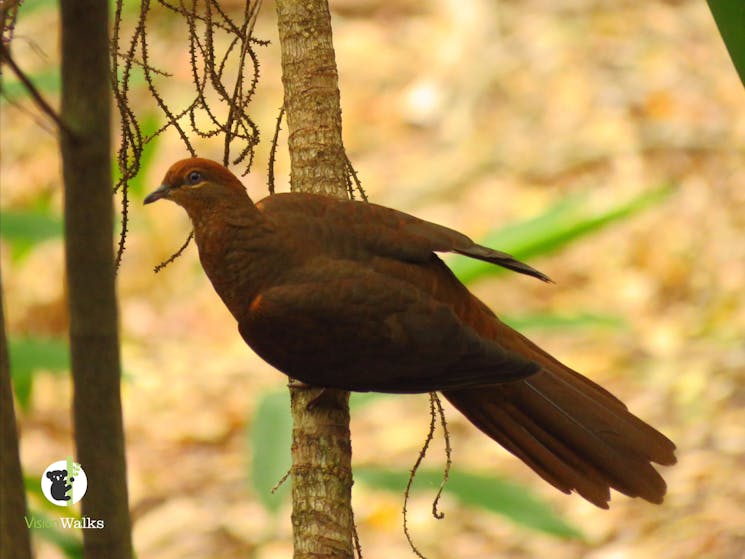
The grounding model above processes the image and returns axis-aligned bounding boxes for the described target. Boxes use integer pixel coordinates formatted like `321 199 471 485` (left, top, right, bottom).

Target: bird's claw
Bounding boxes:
287 379 345 411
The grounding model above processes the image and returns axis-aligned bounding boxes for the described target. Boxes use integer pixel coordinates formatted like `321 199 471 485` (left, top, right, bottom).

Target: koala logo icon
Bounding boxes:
41 459 87 506
47 469 73 502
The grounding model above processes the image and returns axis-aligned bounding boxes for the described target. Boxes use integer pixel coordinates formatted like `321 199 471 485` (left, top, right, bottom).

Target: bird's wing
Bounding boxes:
237 257 539 393
256 193 552 282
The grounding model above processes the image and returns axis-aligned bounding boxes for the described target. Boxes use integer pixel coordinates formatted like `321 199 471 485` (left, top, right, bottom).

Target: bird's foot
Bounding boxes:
287 379 346 411
287 378 313 389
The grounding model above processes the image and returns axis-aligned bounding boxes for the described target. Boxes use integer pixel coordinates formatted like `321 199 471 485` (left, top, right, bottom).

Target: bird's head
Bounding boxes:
144 158 249 216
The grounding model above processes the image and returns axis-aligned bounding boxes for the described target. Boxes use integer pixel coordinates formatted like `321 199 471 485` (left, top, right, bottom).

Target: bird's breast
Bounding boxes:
193 223 290 321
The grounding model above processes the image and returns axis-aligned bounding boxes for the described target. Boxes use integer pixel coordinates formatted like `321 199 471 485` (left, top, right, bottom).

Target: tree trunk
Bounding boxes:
59 1 132 557
276 0 349 197
274 1 355 558
0 281 33 559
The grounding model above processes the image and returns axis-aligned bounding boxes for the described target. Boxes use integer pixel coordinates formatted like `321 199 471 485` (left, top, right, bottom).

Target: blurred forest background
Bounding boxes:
2 0 745 558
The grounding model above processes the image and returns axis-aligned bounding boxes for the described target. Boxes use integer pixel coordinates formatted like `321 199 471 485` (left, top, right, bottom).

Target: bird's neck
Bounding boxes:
189 196 280 321
182 192 258 233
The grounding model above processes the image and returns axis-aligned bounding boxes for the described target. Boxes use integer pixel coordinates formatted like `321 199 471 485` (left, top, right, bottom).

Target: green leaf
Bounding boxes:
25 509 83 559
350 391 389 409
9 337 69 410
449 186 673 285
1 69 61 99
9 337 69 373
0 210 64 242
502 312 625 331
247 392 581 536
249 390 292 513
25 475 83 558
707 1 745 88
0 209 64 260
7 0 57 16
355 467 583 539
11 365 34 411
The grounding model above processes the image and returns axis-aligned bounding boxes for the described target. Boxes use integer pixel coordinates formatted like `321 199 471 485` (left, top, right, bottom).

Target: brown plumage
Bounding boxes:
145 157 676 508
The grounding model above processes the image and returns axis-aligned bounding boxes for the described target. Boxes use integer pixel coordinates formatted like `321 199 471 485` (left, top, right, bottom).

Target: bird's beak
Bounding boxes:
144 184 171 205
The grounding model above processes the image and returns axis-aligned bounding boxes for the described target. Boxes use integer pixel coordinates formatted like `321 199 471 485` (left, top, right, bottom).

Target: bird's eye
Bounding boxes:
186 170 203 185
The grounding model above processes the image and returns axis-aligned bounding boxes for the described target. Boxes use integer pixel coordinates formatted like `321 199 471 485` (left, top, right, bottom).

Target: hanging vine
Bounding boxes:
111 0 266 270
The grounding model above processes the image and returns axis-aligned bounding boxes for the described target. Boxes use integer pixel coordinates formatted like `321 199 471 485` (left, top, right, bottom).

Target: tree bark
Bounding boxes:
0 281 33 559
276 0 349 197
275 1 355 558
60 1 132 557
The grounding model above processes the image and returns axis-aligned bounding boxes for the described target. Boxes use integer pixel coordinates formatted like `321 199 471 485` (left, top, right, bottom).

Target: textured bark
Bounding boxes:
275 1 355 557
289 388 354 559
0 282 32 559
60 1 132 557
276 0 349 196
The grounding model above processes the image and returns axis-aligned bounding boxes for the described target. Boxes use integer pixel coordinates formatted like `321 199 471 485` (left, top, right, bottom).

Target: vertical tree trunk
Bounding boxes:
59 1 132 558
276 0 349 196
0 282 33 559
274 1 355 558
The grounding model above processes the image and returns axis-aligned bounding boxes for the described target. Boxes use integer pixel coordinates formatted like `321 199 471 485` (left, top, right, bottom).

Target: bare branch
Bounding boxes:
0 43 72 136
112 0 264 268
154 232 194 274
267 105 285 192
402 393 452 558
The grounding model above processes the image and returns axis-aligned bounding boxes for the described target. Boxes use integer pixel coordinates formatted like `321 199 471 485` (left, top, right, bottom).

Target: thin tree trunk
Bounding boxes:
275 1 355 557
0 281 33 559
276 0 349 197
59 1 132 557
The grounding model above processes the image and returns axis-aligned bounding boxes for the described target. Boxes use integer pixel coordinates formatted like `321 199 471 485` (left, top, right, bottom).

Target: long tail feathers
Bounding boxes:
453 244 554 283
444 363 676 508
